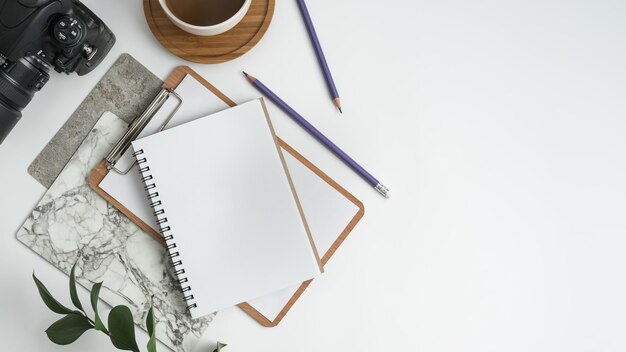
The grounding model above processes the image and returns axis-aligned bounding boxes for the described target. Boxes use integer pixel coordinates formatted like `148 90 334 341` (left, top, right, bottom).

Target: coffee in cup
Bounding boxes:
164 0 245 26
159 0 251 36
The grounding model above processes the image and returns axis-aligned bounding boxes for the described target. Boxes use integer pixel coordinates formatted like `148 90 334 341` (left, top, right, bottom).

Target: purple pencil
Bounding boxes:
296 0 342 114
244 72 389 198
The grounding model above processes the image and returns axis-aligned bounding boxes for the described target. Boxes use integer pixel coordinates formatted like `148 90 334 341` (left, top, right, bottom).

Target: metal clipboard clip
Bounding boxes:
104 88 183 175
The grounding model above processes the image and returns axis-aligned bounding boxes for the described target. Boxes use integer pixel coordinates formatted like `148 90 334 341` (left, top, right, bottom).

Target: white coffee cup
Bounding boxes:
158 0 252 36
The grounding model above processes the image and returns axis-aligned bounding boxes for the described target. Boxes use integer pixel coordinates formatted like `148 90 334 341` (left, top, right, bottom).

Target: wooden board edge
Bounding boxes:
164 66 237 107
237 278 314 327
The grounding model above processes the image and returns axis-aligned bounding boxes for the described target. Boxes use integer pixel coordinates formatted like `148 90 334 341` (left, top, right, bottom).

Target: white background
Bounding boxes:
1 0 626 351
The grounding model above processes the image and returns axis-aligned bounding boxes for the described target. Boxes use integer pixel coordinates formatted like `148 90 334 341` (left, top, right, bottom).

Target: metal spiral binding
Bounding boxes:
133 149 197 311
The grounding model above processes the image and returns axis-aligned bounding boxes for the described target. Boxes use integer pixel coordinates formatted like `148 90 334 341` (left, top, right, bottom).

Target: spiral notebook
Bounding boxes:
89 67 364 326
129 99 323 319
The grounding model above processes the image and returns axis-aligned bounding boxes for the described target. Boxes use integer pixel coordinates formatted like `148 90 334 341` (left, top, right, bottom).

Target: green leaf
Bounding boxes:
146 300 157 352
33 272 77 315
213 341 227 352
146 300 155 337
45 314 93 345
69 264 85 313
90 282 109 334
147 336 157 352
108 305 140 352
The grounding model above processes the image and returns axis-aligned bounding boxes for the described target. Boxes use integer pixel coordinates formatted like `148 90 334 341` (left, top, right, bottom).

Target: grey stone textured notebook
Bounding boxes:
28 53 163 188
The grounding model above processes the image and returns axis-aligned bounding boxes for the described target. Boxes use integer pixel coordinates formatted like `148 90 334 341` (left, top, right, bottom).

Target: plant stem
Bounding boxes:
85 315 96 326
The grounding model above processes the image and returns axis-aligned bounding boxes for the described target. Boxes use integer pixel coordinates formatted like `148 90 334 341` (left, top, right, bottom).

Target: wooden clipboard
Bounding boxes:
88 66 365 327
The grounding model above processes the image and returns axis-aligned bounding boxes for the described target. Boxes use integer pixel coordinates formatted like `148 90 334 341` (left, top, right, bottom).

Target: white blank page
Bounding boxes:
246 150 361 321
131 99 323 319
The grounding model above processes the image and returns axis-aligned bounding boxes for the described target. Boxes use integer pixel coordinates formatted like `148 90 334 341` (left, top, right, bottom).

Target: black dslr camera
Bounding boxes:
0 0 115 144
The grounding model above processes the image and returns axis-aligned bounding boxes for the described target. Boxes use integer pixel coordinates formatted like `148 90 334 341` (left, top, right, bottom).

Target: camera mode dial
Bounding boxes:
52 16 84 47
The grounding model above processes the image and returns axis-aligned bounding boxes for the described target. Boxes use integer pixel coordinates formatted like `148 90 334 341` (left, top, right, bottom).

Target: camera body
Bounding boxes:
0 0 115 144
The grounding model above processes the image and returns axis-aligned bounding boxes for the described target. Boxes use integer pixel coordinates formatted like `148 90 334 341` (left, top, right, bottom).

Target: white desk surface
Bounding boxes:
1 0 626 351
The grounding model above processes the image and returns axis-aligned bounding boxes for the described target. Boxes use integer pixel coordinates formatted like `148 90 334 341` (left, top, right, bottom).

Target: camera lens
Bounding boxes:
0 56 49 144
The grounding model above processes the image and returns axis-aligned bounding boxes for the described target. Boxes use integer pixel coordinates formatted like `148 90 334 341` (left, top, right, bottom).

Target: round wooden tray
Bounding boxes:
144 0 275 64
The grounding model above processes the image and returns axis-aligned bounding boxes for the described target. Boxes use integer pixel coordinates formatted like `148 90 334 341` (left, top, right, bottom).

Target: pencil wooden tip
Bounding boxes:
242 71 256 82
333 98 342 112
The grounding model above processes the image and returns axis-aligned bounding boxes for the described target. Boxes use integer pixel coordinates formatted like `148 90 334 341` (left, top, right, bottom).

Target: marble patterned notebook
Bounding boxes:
16 112 213 352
